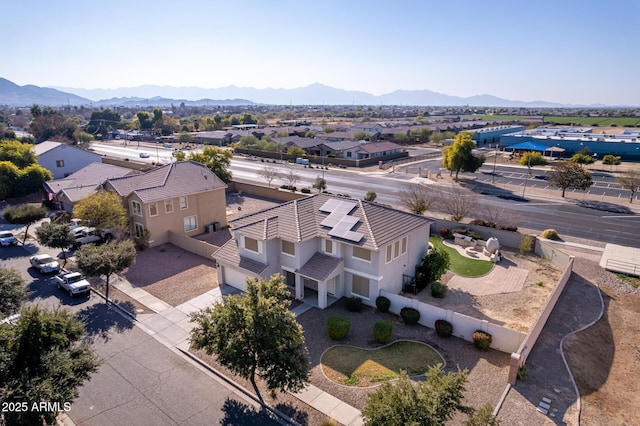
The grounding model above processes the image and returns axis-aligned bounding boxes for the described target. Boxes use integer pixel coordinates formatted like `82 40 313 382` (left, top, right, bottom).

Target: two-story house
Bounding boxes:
214 194 431 309
105 161 227 247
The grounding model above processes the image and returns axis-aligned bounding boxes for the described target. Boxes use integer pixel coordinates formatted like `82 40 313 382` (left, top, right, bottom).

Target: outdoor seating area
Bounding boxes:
444 237 498 263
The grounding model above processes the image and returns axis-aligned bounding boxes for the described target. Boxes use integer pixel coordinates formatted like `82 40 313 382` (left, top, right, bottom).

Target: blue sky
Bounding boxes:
3 0 638 105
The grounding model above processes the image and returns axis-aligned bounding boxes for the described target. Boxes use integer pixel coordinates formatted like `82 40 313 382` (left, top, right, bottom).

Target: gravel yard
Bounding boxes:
123 244 218 307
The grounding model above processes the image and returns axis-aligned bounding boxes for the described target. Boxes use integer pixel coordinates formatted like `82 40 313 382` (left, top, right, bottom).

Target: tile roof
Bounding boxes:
323 140 361 151
107 161 227 203
297 252 344 282
357 141 403 154
229 194 431 251
213 239 268 275
44 163 135 202
33 141 62 155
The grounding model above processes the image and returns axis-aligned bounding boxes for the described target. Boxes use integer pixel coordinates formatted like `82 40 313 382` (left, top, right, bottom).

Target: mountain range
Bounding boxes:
0 77 599 108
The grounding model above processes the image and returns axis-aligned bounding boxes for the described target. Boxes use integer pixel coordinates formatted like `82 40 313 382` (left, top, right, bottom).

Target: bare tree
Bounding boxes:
281 168 300 189
257 166 281 188
617 169 640 203
439 186 477 222
399 184 439 215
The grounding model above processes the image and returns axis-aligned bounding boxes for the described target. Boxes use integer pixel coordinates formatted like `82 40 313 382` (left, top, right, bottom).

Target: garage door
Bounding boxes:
221 266 249 292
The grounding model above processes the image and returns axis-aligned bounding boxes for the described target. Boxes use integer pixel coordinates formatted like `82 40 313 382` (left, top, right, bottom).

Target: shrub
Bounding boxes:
500 224 518 232
473 330 492 351
346 296 363 312
375 296 390 313
540 229 560 240
301 188 311 194
517 365 529 381
468 231 484 240
520 234 535 254
439 227 452 239
326 315 351 340
431 282 448 298
373 321 393 344
400 307 420 325
435 319 453 338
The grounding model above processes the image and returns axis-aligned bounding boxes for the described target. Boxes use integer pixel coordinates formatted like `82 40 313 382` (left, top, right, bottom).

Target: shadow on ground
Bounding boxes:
76 302 135 343
220 398 280 426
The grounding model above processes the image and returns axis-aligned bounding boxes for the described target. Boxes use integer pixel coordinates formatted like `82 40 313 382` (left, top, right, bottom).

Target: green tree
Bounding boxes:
362 366 471 425
136 111 153 130
287 146 306 158
441 132 486 180
16 164 52 196
0 140 37 168
0 267 26 317
364 191 377 202
76 240 136 304
547 160 593 197
571 152 595 166
312 176 327 193
463 403 501 426
519 151 547 166
177 131 193 146
0 160 20 199
190 274 310 404
0 306 101 426
617 169 640 203
353 131 370 141
323 126 336 133
2 204 47 244
236 135 259 149
601 154 621 171
36 222 75 266
29 105 78 142
173 150 186 161
187 146 233 182
417 246 450 286
73 191 128 232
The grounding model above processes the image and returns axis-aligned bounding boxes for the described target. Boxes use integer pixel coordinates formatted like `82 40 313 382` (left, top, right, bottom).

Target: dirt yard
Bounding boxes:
406 249 563 332
124 244 218 306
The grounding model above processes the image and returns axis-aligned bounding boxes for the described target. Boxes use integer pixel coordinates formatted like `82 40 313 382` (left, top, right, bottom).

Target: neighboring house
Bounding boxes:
191 131 241 146
44 163 136 212
105 161 227 247
351 122 384 134
33 141 102 179
214 194 431 309
341 141 403 160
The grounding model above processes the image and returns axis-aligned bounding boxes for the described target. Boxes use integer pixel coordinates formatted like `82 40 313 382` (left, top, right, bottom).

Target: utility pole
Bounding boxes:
522 155 532 198
491 145 499 184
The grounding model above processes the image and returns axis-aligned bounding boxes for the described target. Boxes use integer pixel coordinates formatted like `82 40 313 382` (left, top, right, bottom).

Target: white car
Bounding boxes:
139 152 150 158
0 231 18 246
29 254 61 274
53 272 91 296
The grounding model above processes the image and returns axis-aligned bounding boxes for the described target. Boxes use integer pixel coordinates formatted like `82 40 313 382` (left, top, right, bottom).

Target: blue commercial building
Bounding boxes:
500 126 640 159
471 125 525 146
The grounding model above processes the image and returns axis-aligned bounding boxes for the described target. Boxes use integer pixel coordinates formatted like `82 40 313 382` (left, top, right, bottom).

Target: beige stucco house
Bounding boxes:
214 194 432 309
105 161 227 247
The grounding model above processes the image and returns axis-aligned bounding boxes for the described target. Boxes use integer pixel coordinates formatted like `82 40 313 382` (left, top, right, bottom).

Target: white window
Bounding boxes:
131 200 142 216
352 274 370 298
324 239 333 254
134 223 145 238
184 215 197 232
149 202 158 217
282 240 295 256
56 160 64 167
244 236 259 253
386 237 408 263
352 246 371 261
179 196 188 210
165 199 174 214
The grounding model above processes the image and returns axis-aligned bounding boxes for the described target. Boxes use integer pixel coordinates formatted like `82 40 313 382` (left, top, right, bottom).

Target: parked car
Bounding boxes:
0 231 18 246
139 152 150 158
53 272 91 296
69 218 85 229
70 228 102 250
29 254 61 274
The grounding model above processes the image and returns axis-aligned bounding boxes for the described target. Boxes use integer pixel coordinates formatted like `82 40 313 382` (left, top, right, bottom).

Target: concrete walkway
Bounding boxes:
109 276 363 426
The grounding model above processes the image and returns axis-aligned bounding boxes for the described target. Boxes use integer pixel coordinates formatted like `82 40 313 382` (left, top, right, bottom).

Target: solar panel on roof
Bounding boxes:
319 198 362 242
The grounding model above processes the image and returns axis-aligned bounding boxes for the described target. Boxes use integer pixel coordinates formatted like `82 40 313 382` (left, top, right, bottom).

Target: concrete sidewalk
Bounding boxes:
111 276 363 426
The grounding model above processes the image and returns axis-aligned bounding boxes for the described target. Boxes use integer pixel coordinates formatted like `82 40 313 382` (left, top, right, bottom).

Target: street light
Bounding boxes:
522 154 532 198
491 144 499 184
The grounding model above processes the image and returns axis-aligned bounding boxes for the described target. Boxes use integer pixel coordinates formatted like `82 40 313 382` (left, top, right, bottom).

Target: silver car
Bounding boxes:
0 231 18 246
29 254 61 274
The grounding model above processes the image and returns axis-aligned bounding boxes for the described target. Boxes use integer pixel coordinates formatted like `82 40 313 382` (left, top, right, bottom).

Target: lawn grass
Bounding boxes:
430 236 494 277
321 341 443 387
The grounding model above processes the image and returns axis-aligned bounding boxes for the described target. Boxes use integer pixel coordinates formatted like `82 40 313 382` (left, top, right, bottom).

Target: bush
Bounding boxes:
540 228 560 240
301 188 311 194
431 282 448 298
373 321 393 344
346 296 363 312
435 319 453 338
520 234 535 254
400 307 420 325
326 315 351 340
375 296 390 313
473 330 492 351
439 227 452 239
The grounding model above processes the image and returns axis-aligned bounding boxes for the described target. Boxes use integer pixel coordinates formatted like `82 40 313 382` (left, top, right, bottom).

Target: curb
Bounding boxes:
89 287 138 321
176 347 300 426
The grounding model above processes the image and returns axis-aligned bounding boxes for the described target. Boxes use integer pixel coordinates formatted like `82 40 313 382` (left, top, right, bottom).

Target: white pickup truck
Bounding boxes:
53 272 91 296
